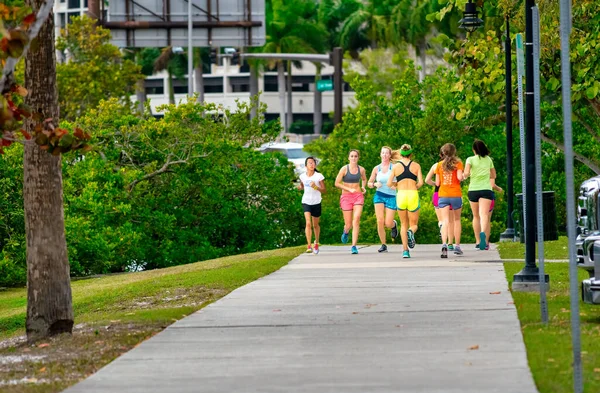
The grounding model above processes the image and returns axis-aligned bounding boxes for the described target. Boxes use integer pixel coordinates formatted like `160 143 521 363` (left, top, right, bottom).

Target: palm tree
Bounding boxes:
262 0 328 134
193 47 210 103
390 0 458 81
135 47 161 112
153 46 188 105
338 0 397 57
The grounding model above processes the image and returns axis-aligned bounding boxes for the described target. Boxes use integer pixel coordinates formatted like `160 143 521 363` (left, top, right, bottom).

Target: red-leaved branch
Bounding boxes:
0 0 91 154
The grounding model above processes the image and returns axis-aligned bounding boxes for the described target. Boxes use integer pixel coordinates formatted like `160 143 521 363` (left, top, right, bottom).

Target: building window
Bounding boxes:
204 78 224 93
145 79 164 95
68 12 80 23
56 13 66 29
230 77 250 93
173 85 188 94
264 76 278 92
68 0 81 9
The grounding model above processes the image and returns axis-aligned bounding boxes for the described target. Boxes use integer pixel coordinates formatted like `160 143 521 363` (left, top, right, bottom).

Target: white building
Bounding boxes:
52 1 355 135
146 61 355 127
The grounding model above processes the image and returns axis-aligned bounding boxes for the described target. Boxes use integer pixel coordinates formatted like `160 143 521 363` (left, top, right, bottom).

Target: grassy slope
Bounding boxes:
0 247 303 393
1 247 304 340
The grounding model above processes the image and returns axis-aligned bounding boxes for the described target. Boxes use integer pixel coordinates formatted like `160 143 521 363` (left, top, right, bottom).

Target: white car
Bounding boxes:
258 142 313 175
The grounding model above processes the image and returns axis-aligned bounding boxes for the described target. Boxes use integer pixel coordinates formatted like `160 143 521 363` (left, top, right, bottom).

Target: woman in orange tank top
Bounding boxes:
434 143 464 258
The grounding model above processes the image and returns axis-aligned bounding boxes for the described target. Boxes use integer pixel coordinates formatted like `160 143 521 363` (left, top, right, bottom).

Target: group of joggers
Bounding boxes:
298 140 503 258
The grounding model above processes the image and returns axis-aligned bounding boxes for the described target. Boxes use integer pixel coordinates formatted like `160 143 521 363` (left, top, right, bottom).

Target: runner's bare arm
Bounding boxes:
368 166 378 188
416 165 424 189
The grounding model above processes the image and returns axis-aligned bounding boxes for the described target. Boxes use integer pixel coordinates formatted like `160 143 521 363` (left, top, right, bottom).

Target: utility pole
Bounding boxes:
187 0 193 98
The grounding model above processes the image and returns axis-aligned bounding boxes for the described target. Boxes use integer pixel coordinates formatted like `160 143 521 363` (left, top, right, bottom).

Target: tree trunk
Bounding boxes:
314 65 322 135
277 61 286 136
418 41 427 82
167 69 175 104
136 79 146 114
194 65 204 103
249 63 259 120
86 0 100 20
24 0 73 342
286 62 293 134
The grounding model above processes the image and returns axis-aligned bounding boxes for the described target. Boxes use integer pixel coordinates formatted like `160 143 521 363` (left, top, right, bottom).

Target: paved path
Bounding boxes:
65 244 538 393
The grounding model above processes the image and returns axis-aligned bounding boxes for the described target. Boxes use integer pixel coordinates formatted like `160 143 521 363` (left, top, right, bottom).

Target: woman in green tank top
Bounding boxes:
463 140 503 250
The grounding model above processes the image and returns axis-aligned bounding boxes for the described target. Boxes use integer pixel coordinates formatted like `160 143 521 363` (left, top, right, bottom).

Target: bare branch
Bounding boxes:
574 114 600 144
127 156 187 192
587 97 600 118
541 132 600 175
0 0 56 93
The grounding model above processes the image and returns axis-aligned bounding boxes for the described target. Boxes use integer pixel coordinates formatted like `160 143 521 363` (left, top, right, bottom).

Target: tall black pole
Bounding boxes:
514 0 540 283
524 0 537 270
500 16 515 241
332 47 343 126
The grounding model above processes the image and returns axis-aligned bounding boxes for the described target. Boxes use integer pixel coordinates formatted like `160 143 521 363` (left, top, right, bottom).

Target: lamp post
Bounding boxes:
459 1 515 241
518 0 543 285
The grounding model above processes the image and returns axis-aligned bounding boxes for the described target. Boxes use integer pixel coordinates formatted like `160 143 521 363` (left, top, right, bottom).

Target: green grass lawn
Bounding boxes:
2 239 599 393
498 236 570 260
503 251 600 392
0 247 303 393
0 247 303 341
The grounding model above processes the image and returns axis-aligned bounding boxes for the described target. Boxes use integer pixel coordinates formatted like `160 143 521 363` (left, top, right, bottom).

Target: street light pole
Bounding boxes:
500 15 515 241
513 0 548 286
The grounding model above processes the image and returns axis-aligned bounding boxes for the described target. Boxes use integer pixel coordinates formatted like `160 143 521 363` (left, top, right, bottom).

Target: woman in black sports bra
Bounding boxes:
388 144 423 258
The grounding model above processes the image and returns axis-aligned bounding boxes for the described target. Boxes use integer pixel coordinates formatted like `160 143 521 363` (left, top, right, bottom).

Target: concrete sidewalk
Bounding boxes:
65 244 538 393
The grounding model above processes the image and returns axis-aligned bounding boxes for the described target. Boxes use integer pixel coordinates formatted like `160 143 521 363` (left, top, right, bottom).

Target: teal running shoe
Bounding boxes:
341 230 349 244
407 229 416 249
479 232 486 251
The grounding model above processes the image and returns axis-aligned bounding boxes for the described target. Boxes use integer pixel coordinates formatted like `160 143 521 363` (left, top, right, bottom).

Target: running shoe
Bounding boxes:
453 245 463 255
378 244 388 253
306 247 313 253
351 246 358 254
341 230 349 244
475 244 479 250
479 232 487 251
407 229 416 249
485 244 490 251
448 244 454 251
441 245 448 259
402 250 410 259
391 220 399 239
313 243 319 255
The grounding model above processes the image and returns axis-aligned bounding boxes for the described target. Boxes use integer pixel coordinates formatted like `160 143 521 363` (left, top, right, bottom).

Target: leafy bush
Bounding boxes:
0 97 307 286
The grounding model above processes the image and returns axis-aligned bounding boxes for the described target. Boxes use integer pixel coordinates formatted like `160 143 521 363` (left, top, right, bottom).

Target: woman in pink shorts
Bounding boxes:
335 149 367 255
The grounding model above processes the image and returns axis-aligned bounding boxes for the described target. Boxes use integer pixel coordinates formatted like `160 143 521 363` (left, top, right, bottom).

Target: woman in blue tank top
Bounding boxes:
367 146 399 253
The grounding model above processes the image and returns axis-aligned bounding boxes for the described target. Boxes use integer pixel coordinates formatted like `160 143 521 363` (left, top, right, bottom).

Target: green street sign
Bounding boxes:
316 79 333 92
516 33 525 76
